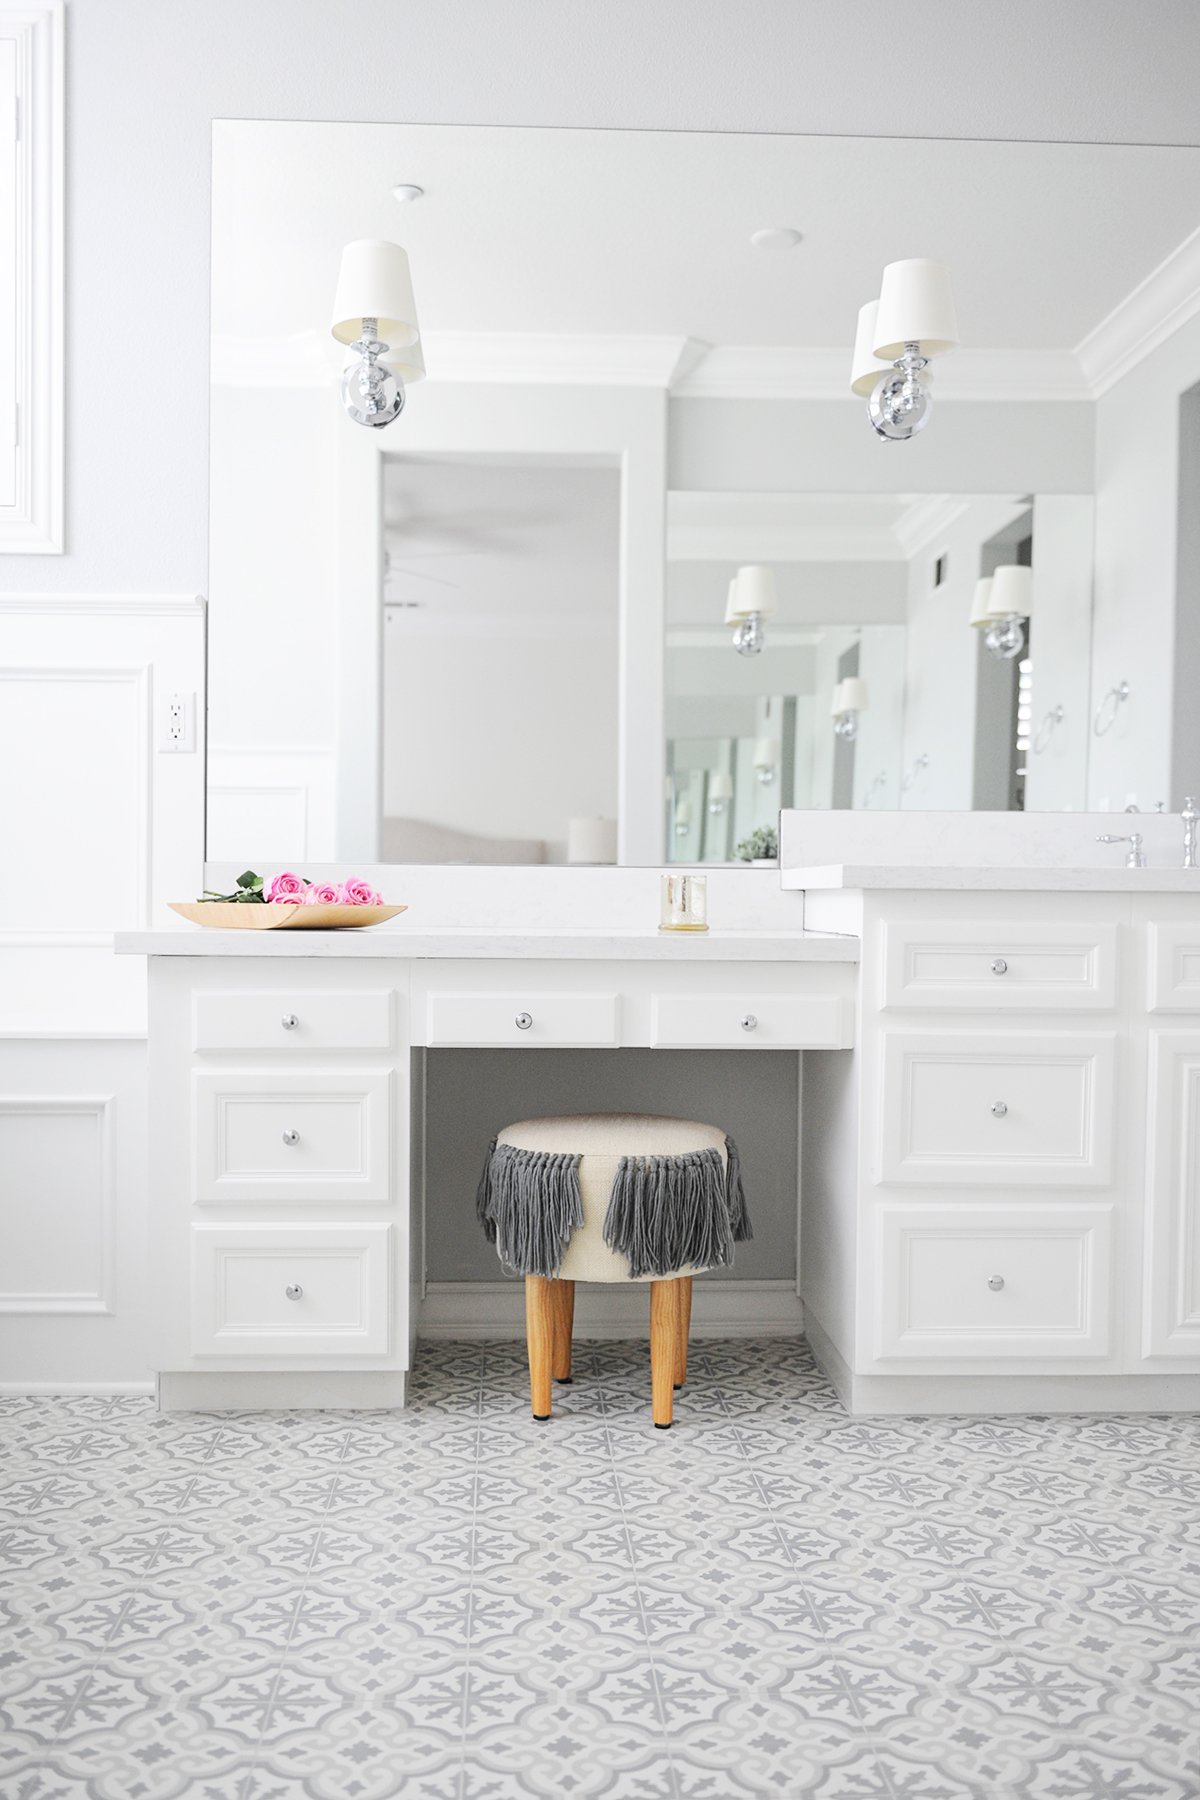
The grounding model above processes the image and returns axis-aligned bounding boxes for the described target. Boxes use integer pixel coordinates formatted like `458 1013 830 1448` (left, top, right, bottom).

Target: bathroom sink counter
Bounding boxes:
115 925 861 962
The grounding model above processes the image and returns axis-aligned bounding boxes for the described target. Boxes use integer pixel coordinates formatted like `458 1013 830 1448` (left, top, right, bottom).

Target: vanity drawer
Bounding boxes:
880 920 1117 1012
1147 922 1200 1012
424 992 619 1047
193 989 392 1052
878 1031 1114 1186
875 1203 1112 1360
191 1223 390 1356
650 992 852 1049
193 1069 391 1202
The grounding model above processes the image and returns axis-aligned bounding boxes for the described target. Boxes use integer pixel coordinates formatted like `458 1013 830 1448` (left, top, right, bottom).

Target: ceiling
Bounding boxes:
213 121 1200 366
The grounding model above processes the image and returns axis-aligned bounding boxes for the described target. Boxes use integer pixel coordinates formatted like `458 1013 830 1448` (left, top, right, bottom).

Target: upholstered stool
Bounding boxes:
477 1113 750 1427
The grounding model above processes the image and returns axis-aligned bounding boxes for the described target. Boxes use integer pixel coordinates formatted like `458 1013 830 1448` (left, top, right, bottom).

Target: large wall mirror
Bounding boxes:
208 123 1200 865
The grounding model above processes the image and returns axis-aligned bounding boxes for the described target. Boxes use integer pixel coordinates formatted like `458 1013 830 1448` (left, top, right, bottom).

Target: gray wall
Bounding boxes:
424 1048 800 1282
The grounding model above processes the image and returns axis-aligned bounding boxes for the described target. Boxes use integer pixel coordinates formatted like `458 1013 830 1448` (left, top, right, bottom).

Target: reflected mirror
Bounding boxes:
208 123 1200 864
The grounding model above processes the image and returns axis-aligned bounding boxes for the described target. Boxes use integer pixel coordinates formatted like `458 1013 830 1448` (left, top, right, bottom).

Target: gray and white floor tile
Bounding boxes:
2 1340 1198 1798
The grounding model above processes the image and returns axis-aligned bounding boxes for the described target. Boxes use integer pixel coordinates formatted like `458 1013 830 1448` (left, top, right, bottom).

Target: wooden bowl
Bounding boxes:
168 902 407 931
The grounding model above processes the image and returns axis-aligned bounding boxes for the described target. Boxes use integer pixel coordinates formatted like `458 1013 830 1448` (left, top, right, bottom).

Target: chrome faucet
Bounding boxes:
1097 830 1146 869
1183 796 1198 869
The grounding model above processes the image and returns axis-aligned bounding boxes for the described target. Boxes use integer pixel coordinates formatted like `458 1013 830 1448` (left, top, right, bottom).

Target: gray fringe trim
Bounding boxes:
603 1135 752 1279
476 1138 584 1279
476 1132 751 1281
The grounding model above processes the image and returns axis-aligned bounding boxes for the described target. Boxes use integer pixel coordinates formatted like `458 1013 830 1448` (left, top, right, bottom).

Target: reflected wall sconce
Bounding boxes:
753 736 781 785
971 566 1033 661
851 259 957 441
707 771 734 814
725 564 778 656
1093 680 1131 737
673 797 693 837
831 677 868 740
331 238 422 428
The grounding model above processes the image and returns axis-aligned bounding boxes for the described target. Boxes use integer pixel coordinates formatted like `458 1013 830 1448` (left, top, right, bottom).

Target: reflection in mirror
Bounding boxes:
208 122 1200 866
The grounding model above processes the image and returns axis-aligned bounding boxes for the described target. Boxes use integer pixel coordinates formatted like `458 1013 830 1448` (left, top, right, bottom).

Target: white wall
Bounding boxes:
1089 310 1200 810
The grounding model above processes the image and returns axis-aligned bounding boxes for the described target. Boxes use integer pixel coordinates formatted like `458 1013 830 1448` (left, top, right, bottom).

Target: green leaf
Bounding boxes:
235 870 263 891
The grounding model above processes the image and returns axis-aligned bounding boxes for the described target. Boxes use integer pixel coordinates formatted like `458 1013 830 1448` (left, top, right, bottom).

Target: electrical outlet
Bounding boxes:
161 691 196 753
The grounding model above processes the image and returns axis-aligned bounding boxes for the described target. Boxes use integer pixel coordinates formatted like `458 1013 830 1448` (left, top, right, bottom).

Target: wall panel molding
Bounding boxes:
0 1093 114 1313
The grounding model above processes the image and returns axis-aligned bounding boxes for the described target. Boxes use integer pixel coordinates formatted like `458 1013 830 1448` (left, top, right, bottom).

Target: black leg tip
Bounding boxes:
554 1376 573 1385
533 1413 551 1422
654 1421 673 1430
673 1382 683 1390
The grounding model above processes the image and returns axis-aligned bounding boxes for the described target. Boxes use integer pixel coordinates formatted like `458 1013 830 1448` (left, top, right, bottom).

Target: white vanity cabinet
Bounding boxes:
801 884 1200 1414
129 929 859 1410
147 958 418 1410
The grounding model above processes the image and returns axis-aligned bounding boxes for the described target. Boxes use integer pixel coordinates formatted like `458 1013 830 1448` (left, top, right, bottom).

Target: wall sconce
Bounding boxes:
725 564 778 656
753 735 780 785
331 239 422 428
852 259 957 441
707 771 734 815
831 677 868 740
970 566 1033 661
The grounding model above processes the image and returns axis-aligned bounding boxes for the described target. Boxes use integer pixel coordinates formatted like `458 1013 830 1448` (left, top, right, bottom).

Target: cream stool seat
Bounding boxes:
477 1112 750 1427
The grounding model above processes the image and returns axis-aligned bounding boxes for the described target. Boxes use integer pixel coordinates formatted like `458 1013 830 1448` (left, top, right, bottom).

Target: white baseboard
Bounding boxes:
420 1278 804 1340
0 1380 155 1396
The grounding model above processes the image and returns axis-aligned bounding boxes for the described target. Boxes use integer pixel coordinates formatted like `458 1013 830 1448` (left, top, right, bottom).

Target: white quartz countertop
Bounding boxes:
783 864 1200 892
114 925 861 962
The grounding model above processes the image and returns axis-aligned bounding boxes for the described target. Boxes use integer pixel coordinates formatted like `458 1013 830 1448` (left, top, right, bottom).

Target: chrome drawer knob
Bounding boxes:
991 958 1008 976
281 1013 299 1030
282 1128 300 1146
285 1283 304 1301
740 1014 758 1032
514 1012 533 1031
987 1275 1005 1292
991 1101 1008 1118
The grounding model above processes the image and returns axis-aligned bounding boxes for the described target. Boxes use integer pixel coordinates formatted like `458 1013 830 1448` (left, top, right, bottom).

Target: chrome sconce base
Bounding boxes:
832 710 860 741
733 611 766 657
868 344 932 441
984 613 1026 661
340 318 406 429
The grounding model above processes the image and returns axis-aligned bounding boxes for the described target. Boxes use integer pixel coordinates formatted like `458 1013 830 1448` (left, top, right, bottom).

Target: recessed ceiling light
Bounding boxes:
392 184 425 204
750 227 802 250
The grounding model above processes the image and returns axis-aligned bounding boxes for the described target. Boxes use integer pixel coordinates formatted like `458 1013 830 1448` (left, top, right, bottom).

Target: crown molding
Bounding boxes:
1075 223 1200 397
891 495 973 558
672 345 1090 402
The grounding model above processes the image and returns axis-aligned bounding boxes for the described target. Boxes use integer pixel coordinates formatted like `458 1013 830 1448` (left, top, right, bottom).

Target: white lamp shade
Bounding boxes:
331 239 420 348
838 676 869 712
724 576 748 625
830 680 848 716
381 334 426 385
567 816 617 864
969 577 997 627
851 300 895 396
753 735 781 769
675 798 692 828
708 771 734 802
872 258 958 359
989 563 1034 620
736 564 779 618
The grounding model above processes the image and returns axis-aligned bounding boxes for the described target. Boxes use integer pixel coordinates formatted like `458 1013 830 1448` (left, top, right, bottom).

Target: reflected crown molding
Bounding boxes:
673 346 1089 401
667 492 972 564
1075 223 1200 397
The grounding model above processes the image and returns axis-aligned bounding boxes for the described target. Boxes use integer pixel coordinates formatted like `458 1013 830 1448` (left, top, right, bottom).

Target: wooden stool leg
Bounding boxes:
650 1280 680 1428
551 1278 575 1382
525 1276 555 1421
674 1277 692 1390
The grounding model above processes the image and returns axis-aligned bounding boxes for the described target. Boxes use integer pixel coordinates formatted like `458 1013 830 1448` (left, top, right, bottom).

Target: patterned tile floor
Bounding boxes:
1 1340 1199 1800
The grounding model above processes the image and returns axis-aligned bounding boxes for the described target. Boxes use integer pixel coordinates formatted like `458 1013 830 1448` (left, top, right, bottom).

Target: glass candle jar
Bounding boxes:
659 872 708 932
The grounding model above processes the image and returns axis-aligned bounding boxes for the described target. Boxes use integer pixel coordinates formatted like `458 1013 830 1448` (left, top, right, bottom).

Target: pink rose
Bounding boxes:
265 871 307 903
302 882 342 905
339 877 382 906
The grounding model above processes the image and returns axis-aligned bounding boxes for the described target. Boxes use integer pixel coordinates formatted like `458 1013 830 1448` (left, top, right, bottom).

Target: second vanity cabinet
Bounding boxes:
801 885 1200 1412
